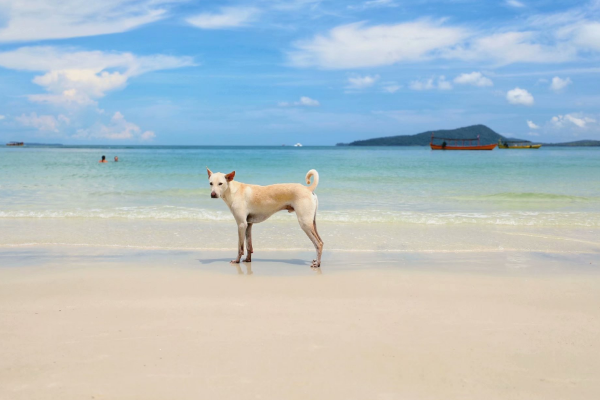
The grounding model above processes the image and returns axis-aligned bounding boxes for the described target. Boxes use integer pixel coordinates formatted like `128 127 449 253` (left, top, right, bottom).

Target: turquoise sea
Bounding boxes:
2 146 600 253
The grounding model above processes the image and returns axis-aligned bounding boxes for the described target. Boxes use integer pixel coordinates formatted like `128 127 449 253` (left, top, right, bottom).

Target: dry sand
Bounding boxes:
1 248 599 400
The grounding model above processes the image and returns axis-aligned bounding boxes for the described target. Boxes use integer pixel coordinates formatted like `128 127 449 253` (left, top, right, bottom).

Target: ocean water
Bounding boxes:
2 146 600 253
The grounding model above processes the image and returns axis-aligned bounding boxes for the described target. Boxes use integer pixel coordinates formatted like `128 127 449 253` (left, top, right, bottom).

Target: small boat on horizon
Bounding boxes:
498 139 542 149
430 134 496 150
294 143 303 147
6 142 24 147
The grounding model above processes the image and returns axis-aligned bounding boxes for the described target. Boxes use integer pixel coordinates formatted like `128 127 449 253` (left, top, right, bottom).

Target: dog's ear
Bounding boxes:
206 167 212 178
225 171 235 182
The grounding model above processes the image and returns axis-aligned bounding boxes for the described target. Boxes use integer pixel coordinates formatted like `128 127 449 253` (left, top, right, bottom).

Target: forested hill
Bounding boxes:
340 125 511 146
543 140 600 147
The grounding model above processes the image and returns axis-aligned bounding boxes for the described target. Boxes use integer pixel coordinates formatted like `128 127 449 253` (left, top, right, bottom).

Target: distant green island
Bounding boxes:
542 140 600 147
4 143 64 147
336 125 600 147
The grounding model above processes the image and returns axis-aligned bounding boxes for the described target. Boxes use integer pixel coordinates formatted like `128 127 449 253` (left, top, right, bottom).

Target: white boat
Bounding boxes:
294 143 303 147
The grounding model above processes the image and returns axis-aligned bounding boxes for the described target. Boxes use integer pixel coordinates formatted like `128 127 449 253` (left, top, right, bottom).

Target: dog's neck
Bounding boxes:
221 180 241 205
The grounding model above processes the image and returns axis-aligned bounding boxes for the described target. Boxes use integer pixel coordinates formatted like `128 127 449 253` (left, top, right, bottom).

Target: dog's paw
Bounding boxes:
243 258 252 263
311 260 321 268
230 259 241 264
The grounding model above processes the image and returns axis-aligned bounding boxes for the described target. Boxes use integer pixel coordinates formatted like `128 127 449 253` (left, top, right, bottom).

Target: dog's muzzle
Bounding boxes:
211 192 218 198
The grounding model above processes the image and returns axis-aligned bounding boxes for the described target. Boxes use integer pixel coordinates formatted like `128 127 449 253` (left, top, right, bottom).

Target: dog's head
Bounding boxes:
206 168 235 199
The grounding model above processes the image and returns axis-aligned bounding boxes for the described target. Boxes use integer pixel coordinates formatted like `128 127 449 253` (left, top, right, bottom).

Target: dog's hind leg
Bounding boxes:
243 223 253 263
298 214 323 268
231 221 247 264
312 194 323 244
310 194 323 267
313 217 324 268
313 219 323 244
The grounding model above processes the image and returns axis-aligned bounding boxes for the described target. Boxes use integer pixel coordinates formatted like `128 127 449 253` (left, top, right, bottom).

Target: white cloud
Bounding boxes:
0 46 194 107
0 115 5 120
410 76 452 91
348 0 398 10
268 0 322 11
383 85 401 93
518 6 600 60
410 79 434 91
437 77 452 90
453 71 493 87
527 120 540 129
347 74 379 89
550 76 572 91
289 20 469 69
505 0 525 8
288 13 598 70
364 0 395 6
298 96 320 106
0 0 171 42
74 112 155 140
0 46 194 74
186 7 259 29
526 5 585 28
140 130 157 140
29 70 128 106
528 131 540 136
506 87 534 106
15 112 69 133
448 31 576 65
278 96 320 107
560 22 600 52
551 113 596 129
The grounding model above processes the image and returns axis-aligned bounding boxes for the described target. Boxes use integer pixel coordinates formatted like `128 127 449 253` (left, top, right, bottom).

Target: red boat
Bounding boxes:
430 133 497 150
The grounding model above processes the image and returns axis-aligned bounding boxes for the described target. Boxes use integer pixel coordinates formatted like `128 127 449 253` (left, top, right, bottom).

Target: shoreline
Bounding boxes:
2 218 599 255
3 241 600 253
1 245 597 275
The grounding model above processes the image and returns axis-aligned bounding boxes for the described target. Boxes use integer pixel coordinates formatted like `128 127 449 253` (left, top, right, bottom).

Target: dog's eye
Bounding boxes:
219 183 223 186
210 182 213 186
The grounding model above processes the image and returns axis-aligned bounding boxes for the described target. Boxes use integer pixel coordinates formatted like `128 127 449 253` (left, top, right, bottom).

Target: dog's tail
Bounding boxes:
305 169 319 192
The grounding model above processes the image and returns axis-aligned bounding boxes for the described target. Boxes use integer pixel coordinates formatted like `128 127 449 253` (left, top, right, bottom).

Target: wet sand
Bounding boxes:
1 247 599 400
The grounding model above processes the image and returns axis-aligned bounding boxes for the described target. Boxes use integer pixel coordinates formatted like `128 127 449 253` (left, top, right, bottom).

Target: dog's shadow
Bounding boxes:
197 258 308 266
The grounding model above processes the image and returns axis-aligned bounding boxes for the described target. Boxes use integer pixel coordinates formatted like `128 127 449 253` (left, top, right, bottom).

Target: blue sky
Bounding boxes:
0 0 599 145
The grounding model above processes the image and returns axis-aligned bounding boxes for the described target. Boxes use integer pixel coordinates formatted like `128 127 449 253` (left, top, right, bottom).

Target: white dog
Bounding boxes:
207 168 323 268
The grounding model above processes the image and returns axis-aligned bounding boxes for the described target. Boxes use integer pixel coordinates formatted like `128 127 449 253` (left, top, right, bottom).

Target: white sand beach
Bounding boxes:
1 247 599 400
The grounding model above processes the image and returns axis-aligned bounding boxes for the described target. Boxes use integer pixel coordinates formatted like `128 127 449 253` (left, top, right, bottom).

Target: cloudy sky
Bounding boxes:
0 0 599 145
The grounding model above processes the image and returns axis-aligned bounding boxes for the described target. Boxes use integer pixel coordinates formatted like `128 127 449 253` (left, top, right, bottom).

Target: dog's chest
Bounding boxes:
246 213 270 223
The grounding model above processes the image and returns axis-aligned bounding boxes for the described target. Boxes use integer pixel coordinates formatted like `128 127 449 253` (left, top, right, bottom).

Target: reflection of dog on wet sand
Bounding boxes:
232 263 322 276
206 168 323 268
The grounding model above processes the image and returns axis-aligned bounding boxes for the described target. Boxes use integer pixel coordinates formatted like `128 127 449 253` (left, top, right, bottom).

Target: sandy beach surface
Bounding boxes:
1 247 599 400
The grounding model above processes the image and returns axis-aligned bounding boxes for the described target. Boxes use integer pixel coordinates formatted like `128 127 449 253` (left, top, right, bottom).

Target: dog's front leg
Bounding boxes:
243 223 253 263
231 221 247 264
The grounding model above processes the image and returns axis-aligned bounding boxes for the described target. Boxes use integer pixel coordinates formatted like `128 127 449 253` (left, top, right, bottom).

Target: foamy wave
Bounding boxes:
474 192 593 202
0 207 234 221
319 210 600 227
1 207 599 227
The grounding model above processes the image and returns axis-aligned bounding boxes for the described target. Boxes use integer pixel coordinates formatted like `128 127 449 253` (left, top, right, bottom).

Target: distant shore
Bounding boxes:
338 141 600 147
336 124 600 147
338 142 600 147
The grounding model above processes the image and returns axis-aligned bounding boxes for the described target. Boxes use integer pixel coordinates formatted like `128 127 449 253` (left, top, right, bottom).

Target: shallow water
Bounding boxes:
2 146 600 252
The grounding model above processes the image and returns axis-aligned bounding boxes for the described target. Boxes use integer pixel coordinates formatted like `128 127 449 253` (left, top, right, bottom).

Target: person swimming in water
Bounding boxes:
114 156 119 162
99 156 107 163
